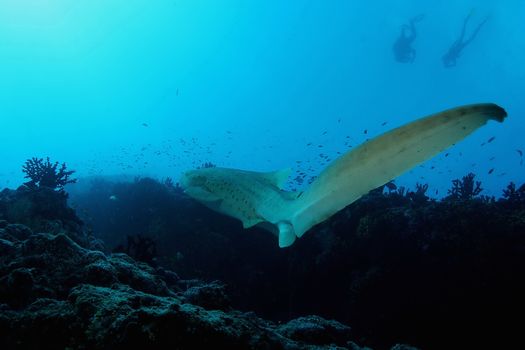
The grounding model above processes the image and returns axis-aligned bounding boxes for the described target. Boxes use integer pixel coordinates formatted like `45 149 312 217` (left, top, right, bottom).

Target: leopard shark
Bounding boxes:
180 103 507 248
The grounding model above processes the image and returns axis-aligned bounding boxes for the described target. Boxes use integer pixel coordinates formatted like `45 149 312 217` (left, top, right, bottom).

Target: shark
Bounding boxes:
180 103 507 248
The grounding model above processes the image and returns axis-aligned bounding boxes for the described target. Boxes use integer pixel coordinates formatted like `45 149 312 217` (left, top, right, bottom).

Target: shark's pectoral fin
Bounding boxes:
254 221 296 247
277 222 296 248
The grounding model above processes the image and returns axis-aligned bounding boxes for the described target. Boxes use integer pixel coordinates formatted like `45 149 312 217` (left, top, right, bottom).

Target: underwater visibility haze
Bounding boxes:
1 1 524 349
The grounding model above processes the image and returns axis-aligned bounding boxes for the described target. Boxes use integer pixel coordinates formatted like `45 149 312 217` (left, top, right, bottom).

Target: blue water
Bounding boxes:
1 0 524 197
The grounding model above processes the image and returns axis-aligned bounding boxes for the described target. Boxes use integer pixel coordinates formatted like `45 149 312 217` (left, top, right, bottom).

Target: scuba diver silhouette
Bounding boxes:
442 11 489 68
393 14 424 63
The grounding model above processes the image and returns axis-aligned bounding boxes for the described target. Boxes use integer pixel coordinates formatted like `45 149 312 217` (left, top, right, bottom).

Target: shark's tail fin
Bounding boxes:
287 103 506 240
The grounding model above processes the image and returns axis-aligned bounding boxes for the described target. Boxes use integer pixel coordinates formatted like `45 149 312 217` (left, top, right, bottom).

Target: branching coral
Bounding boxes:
163 177 184 194
22 157 77 191
446 172 482 200
407 183 429 204
502 181 525 207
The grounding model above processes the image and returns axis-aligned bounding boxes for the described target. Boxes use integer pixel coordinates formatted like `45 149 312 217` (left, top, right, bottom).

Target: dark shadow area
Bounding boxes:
63 172 525 350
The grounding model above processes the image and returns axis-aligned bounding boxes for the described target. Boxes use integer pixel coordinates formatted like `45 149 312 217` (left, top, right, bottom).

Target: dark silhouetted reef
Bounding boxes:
1 165 401 350
66 172 525 349
2 165 524 349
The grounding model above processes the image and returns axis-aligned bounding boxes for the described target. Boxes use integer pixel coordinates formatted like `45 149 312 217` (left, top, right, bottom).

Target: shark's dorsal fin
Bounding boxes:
261 168 291 189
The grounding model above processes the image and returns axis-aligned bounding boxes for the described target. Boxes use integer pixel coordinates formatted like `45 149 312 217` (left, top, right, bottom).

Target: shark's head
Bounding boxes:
179 169 218 203
180 169 206 190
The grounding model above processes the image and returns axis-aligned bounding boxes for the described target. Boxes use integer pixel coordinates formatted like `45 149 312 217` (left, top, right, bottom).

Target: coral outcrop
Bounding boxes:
22 157 76 192
67 174 525 349
0 185 392 350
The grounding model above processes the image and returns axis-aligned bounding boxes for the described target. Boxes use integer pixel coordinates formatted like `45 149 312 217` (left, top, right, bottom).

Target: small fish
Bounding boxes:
517 149 523 157
381 122 387 126
488 168 494 174
487 136 495 143
445 153 449 157
364 129 368 134
322 131 327 135
142 123 149 127
109 195 118 201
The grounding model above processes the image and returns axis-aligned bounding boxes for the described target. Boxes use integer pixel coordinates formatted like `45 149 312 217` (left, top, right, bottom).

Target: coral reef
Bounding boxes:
502 181 525 208
182 280 231 311
66 174 525 350
445 172 483 200
0 179 397 350
4 170 522 349
0 186 94 249
22 157 76 192
114 234 158 265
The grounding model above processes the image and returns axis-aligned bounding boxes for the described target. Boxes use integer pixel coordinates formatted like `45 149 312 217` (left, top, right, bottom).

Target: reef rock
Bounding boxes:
276 315 352 346
0 221 369 349
0 183 424 349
